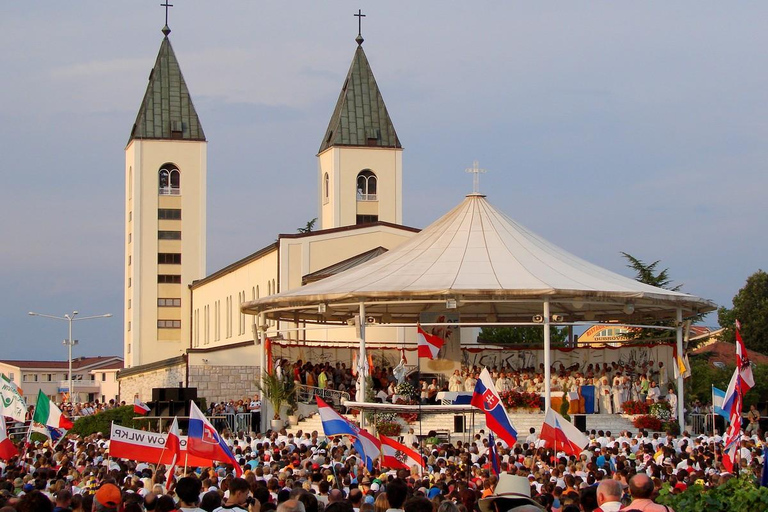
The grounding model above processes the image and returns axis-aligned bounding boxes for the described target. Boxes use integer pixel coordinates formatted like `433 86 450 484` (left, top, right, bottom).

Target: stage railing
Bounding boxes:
296 384 350 407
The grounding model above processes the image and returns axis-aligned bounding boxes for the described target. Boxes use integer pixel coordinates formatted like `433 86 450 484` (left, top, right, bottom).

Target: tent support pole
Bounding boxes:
257 313 267 433
544 299 552 412
359 303 367 429
676 308 685 434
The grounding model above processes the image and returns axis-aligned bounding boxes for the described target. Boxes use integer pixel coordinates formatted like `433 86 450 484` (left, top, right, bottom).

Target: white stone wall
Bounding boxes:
119 363 186 402
188 365 260 404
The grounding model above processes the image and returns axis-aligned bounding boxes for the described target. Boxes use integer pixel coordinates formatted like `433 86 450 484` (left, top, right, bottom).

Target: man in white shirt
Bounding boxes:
595 479 623 512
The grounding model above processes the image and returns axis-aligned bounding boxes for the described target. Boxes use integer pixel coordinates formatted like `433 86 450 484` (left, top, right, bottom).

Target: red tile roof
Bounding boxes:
691 342 768 365
0 356 123 370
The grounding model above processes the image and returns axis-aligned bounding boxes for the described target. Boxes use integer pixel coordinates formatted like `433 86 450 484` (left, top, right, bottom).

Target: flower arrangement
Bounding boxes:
622 400 650 415
500 391 541 411
396 381 418 400
374 412 402 436
649 401 672 421
633 414 662 431
394 397 419 423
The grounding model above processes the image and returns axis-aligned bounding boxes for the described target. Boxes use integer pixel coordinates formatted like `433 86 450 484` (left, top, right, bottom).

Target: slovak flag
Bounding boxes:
417 323 444 359
540 408 589 457
380 434 424 471
471 368 518 446
187 401 242 476
164 417 180 491
134 398 151 415
317 397 380 470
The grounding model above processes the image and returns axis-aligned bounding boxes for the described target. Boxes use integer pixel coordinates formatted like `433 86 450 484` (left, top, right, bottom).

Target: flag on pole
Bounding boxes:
735 320 755 389
164 417 180 492
316 397 380 470
33 390 73 429
722 417 741 473
134 398 151 415
417 323 444 359
672 344 691 379
187 401 242 476
380 434 424 470
470 368 518 446
712 386 730 421
540 408 589 457
487 432 500 476
0 374 27 422
0 416 18 461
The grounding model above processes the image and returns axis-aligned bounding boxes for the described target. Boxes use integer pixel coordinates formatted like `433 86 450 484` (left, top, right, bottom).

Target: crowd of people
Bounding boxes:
1 402 766 512
273 358 677 416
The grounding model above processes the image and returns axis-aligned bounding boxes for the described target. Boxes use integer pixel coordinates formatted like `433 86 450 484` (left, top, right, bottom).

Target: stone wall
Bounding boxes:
119 362 186 402
188 365 260 404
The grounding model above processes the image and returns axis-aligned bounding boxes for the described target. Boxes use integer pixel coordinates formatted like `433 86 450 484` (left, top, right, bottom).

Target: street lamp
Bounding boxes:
28 311 112 403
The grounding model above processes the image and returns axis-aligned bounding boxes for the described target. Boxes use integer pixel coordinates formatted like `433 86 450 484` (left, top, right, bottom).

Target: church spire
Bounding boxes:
318 33 401 154
128 27 205 144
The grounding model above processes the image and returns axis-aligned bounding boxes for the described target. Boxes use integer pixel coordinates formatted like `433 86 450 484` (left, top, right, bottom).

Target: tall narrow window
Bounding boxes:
323 173 330 204
356 170 377 201
159 163 181 195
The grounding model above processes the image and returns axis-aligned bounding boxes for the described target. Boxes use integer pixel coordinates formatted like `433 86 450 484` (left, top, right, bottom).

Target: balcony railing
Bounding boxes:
159 187 181 196
356 193 377 201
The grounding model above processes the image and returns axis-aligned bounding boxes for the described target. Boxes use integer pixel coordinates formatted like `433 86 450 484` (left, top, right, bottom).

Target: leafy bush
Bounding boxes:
632 415 662 431
70 406 139 437
657 474 768 511
622 400 649 415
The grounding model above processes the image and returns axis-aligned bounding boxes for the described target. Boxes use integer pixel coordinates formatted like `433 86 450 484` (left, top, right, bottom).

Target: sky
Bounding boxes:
1 2 766 360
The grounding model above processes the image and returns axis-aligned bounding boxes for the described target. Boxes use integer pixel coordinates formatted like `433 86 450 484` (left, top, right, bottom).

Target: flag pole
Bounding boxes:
417 346 424 470
711 385 716 436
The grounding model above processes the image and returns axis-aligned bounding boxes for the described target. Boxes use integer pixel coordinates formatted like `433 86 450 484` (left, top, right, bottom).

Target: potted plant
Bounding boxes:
287 388 299 426
255 371 295 430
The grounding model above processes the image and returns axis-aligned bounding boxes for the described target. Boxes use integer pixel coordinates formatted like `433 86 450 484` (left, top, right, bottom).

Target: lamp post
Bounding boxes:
28 311 112 403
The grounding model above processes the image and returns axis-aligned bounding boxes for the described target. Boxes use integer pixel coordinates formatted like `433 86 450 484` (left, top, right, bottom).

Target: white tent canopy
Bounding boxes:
243 194 715 324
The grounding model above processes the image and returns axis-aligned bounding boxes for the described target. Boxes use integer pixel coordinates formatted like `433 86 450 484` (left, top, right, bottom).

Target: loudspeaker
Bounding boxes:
454 415 465 433
164 388 180 401
573 414 587 432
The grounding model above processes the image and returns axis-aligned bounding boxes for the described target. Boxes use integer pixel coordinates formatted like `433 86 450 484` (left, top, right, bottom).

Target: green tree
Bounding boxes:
621 252 681 291
717 270 768 354
478 326 568 345
620 252 704 341
297 218 317 234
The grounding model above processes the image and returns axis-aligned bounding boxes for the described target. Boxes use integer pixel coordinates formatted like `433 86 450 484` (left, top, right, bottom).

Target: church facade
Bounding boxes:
118 24 419 404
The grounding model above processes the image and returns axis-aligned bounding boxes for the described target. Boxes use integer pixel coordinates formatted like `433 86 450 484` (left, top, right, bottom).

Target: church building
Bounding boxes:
118 22 420 403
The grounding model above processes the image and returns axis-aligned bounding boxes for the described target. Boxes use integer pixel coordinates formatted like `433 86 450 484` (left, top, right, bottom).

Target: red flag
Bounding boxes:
134 398 151 415
735 320 754 390
0 416 18 461
540 408 589 457
380 434 424 470
417 323 444 359
164 417 180 491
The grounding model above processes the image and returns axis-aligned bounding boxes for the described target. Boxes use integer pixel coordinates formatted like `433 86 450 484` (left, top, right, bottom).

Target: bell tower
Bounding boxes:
318 23 403 230
124 22 207 368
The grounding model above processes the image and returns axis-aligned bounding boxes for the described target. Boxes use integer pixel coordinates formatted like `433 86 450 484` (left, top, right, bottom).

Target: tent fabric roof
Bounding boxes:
243 194 715 322
128 31 205 143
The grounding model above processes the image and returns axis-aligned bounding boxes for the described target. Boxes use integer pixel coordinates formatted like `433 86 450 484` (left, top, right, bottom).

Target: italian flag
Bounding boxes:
33 390 73 430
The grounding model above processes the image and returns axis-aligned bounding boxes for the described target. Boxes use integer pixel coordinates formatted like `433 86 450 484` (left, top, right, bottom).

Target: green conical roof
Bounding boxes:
319 44 401 154
128 31 205 144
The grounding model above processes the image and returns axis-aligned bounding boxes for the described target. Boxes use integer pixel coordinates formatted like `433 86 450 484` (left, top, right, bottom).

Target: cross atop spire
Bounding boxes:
161 1 173 36
465 161 488 195
354 9 366 45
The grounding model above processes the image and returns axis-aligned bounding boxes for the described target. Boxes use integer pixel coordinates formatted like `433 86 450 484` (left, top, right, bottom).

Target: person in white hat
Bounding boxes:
478 474 544 512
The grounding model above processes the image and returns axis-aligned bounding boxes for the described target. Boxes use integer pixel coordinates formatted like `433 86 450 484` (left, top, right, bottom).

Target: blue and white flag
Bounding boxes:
712 386 731 421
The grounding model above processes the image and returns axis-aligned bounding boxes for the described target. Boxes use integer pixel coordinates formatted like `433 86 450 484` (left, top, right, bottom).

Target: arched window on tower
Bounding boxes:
159 163 181 195
323 173 330 204
356 170 377 201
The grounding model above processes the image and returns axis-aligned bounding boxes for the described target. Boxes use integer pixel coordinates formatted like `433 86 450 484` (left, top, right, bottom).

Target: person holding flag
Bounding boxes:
540 408 589 457
187 401 242 476
471 368 518 446
487 432 500 476
722 320 754 473
316 397 380 470
164 417 180 492
33 390 73 430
